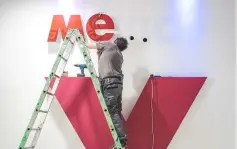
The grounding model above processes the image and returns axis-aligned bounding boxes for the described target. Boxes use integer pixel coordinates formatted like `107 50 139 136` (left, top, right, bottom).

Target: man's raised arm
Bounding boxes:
86 42 106 52
86 42 97 49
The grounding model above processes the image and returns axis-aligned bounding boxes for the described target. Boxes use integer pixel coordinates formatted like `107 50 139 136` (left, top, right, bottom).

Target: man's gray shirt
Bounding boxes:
96 41 124 79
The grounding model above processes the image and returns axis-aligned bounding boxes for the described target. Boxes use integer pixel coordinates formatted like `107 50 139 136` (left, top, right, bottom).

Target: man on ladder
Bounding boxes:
87 37 128 148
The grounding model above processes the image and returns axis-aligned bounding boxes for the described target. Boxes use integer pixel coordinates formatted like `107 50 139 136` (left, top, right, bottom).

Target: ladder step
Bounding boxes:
28 127 41 131
69 39 75 44
59 54 67 62
43 91 54 96
51 73 60 78
36 109 48 113
22 146 35 149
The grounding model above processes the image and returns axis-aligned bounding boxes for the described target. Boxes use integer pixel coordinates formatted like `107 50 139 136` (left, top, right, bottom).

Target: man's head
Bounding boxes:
114 37 128 52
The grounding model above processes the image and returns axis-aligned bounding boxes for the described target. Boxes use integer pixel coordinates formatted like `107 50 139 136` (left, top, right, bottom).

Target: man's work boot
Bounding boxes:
120 137 128 147
109 137 128 149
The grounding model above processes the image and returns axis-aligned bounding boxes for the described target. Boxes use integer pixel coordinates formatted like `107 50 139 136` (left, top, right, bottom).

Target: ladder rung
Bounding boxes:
28 128 41 131
51 72 60 78
36 109 48 113
23 146 35 149
69 39 75 44
59 54 67 61
43 91 54 96
54 74 60 78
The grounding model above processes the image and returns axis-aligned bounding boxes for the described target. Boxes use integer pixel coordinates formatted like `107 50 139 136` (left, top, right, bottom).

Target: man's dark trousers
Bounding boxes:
100 76 127 144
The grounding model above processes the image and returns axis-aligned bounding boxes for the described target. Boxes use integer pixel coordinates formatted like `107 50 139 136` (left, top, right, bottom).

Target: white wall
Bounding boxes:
0 0 235 149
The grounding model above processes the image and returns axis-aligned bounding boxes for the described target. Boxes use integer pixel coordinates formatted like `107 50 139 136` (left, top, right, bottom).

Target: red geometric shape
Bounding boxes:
126 76 207 149
45 77 124 149
45 76 206 149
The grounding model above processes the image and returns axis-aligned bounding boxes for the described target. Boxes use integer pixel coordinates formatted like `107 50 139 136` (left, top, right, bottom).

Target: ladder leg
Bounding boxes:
19 29 124 149
18 29 77 149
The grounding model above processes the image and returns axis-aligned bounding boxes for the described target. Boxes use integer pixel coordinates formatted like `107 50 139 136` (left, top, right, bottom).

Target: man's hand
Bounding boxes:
86 43 97 49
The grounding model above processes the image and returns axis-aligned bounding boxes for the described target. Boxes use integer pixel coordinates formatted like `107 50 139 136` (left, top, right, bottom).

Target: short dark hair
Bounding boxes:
114 37 128 51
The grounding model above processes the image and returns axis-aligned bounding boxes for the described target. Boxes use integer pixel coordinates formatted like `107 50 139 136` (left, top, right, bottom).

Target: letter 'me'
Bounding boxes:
47 14 115 42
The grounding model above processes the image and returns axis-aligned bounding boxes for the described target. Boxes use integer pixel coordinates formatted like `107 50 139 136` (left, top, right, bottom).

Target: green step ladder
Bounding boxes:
18 29 123 149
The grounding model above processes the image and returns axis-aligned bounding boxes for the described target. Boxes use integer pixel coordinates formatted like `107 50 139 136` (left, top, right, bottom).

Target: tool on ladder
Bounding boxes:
18 29 123 149
74 64 87 76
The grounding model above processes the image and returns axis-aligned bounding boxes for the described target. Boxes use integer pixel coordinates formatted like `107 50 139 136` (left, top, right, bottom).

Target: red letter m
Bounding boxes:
47 15 85 42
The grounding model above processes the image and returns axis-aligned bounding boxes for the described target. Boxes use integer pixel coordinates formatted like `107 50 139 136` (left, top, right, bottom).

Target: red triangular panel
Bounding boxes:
45 77 125 149
125 79 153 149
45 76 206 149
126 77 206 149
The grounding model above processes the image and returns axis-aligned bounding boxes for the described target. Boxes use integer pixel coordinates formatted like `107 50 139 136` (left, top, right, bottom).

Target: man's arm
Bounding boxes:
86 42 97 49
86 42 106 51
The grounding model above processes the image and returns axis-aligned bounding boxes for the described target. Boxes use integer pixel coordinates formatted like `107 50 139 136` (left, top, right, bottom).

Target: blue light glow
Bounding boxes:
167 0 204 45
179 0 198 26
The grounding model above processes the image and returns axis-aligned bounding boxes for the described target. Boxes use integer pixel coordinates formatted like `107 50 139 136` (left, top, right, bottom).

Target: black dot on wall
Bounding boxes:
130 36 134 40
143 38 147 42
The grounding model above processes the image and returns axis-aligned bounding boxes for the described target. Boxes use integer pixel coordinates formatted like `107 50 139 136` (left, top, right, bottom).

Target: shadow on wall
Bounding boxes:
123 66 150 118
132 67 150 93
